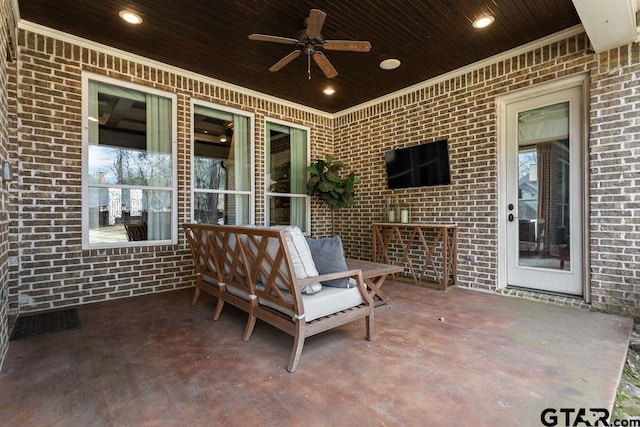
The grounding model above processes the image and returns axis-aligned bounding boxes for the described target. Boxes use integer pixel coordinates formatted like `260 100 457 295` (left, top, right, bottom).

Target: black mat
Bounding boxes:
10 309 81 341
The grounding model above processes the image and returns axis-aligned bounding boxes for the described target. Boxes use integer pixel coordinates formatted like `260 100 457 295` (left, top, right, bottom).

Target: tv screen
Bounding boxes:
384 140 451 189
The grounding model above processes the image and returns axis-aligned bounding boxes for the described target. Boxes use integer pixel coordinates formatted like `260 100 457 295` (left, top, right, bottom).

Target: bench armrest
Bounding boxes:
297 269 374 306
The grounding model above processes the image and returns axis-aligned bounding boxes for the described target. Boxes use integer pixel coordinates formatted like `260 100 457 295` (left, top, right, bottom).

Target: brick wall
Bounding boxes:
4 22 640 339
7 29 332 315
0 0 16 369
589 45 640 315
333 33 640 316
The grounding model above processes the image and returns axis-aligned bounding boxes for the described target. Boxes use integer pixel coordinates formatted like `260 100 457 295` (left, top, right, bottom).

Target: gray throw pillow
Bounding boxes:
305 236 351 288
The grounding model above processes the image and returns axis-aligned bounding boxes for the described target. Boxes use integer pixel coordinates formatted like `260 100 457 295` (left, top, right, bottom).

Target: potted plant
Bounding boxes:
307 154 360 233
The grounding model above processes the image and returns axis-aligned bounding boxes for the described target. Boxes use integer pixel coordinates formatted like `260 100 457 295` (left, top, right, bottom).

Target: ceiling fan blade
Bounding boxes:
269 50 301 72
323 40 372 52
313 51 338 78
249 34 298 45
306 9 326 39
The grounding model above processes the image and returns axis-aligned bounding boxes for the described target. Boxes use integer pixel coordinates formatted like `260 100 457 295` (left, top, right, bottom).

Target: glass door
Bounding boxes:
504 85 583 295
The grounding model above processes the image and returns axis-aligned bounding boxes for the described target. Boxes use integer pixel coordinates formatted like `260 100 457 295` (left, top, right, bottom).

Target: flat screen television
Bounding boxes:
384 139 451 189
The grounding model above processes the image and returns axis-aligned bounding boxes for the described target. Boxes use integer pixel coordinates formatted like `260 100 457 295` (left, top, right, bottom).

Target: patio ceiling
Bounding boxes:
17 1 640 113
18 0 584 113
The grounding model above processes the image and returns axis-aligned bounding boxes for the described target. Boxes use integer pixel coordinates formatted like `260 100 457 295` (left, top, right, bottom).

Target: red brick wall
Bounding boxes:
0 0 17 368
333 33 640 316
8 29 332 314
589 45 640 315
5 22 640 327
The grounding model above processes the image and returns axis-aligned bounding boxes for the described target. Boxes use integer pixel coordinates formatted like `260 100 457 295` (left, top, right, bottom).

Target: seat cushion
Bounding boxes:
259 286 364 323
306 236 351 288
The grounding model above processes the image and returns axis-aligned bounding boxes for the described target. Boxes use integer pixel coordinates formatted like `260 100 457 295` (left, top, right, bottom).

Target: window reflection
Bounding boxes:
192 105 252 225
86 79 174 245
265 122 309 232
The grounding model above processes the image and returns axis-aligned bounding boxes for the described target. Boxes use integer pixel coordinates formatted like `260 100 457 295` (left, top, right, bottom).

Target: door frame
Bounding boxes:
496 73 590 300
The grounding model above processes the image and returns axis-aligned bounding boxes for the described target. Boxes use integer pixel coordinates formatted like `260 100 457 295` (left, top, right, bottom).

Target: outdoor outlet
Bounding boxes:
1 287 7 299
18 293 32 305
466 255 475 262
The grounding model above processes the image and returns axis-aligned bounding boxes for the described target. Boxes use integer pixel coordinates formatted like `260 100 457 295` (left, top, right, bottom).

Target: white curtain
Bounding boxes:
233 113 250 224
289 127 307 231
146 94 172 240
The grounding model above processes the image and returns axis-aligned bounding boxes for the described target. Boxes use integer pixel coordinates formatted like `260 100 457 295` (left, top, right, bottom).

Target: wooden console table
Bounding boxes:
372 222 458 291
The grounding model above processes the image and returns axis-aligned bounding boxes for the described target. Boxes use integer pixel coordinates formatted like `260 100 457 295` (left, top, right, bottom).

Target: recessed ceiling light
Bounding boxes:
380 59 401 70
473 15 494 29
323 87 336 95
119 10 143 25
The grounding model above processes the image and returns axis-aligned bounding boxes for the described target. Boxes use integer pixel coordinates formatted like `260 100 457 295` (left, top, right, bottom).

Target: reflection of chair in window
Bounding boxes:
519 219 536 253
124 223 147 241
519 219 545 255
557 227 569 269
535 219 546 256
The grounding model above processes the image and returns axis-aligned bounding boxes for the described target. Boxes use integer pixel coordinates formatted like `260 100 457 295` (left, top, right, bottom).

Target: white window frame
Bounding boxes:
81 72 178 249
190 99 255 225
264 118 311 234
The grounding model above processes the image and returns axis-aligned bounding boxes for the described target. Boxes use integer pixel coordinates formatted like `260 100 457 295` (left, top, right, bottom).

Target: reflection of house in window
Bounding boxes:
518 149 538 221
192 104 251 226
85 78 174 245
193 114 232 224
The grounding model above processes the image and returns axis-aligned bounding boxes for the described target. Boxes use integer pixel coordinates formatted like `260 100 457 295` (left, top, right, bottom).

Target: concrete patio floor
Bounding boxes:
0 281 633 426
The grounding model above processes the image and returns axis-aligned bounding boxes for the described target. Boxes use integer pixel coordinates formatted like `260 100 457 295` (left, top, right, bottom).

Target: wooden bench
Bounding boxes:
183 223 375 372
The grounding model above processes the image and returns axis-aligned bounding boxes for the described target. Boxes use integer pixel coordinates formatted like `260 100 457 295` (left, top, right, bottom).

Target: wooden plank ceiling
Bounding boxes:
18 0 581 113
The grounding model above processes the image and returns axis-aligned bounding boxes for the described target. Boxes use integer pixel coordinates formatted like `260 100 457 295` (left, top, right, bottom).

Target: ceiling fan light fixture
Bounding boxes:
472 15 494 29
380 59 401 70
323 87 336 95
119 10 143 25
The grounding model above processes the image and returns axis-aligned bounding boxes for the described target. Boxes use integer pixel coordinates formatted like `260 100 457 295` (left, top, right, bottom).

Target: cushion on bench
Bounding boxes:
202 269 253 301
265 226 322 295
259 285 364 322
306 236 351 288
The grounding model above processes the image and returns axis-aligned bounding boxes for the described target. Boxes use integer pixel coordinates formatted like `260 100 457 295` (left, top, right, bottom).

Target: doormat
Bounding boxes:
9 309 80 341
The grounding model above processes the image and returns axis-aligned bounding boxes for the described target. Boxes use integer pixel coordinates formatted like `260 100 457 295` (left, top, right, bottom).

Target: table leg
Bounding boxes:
441 228 448 291
451 228 458 286
364 275 389 305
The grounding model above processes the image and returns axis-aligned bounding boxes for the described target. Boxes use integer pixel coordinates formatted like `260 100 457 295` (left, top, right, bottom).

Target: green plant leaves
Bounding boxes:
307 155 360 211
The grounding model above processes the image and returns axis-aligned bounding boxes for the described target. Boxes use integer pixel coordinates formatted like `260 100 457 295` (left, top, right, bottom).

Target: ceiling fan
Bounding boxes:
248 9 372 79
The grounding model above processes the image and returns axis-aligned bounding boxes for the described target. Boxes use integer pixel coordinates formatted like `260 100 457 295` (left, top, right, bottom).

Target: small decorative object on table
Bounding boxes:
399 203 410 223
387 197 396 222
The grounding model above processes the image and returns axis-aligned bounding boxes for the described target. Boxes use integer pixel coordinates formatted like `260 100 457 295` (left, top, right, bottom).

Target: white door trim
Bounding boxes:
496 74 589 299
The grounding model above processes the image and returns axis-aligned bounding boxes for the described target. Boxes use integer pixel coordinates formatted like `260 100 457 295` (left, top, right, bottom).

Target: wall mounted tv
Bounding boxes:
384 139 452 189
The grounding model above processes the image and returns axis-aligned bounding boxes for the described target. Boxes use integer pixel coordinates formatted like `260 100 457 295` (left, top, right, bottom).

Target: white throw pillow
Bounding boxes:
268 226 322 294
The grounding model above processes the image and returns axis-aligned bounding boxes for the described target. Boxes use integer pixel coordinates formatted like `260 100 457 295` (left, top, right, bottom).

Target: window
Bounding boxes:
82 73 177 248
265 120 310 233
192 102 254 225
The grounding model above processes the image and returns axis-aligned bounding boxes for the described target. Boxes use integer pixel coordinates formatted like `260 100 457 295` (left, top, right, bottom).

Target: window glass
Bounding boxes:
85 78 175 246
265 121 309 233
192 104 252 225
